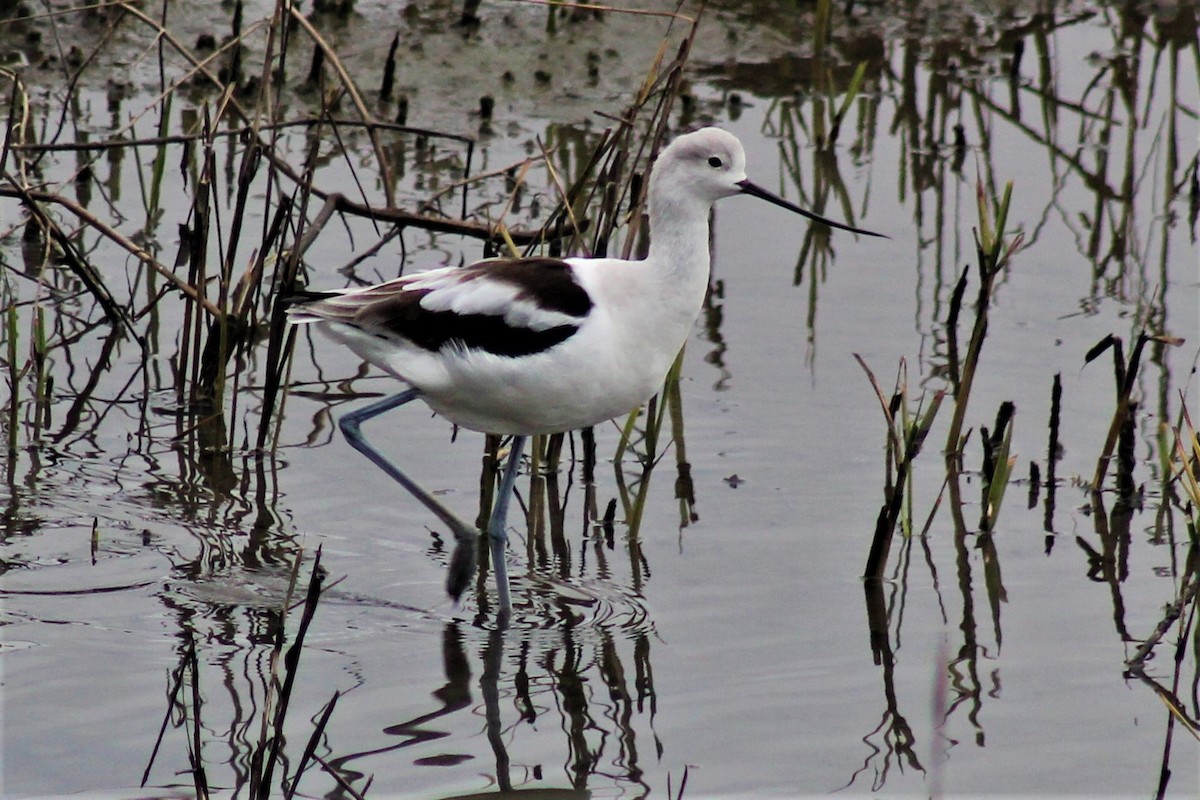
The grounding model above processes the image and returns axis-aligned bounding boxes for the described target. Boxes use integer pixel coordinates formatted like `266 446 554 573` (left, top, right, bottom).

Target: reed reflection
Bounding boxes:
826 2 1198 791
854 567 926 791
142 487 668 799
757 94 878 361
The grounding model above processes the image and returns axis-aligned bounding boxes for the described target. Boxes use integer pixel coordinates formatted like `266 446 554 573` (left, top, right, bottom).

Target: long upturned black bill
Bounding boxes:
737 179 887 238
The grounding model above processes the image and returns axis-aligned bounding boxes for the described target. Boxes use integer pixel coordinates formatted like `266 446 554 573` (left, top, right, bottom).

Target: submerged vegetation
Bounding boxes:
1 0 1198 797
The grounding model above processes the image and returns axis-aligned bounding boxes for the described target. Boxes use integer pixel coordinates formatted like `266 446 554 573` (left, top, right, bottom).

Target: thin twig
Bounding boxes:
10 116 473 152
287 6 394 206
0 185 222 317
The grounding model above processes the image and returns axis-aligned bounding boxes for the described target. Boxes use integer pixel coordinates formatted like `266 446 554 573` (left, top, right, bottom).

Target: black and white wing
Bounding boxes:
287 257 594 358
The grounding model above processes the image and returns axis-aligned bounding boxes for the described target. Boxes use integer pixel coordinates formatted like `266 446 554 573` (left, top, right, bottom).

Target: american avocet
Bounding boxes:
288 127 883 614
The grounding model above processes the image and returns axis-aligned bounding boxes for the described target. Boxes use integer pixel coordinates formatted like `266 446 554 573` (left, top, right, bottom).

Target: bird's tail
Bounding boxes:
279 289 343 324
279 289 340 306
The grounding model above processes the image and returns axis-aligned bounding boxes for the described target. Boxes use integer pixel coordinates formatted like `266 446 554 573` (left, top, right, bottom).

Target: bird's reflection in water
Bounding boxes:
322 430 666 797
319 590 659 795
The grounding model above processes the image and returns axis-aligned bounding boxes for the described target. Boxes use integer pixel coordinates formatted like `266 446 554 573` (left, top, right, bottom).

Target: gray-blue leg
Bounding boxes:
338 389 525 613
488 435 526 614
338 389 477 544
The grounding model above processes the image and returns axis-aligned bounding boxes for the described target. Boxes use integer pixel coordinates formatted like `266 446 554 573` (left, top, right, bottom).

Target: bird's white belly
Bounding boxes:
420 325 670 435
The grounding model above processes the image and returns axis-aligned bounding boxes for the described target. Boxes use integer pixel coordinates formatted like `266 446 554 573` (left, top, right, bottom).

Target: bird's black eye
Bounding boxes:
708 156 723 168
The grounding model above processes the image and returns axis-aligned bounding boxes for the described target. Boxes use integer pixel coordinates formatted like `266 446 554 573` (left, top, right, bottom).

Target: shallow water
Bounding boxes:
3 1 1199 798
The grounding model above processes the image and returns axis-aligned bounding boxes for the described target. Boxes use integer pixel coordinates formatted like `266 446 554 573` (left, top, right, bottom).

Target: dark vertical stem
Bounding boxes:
259 547 325 795
1043 373 1062 548
254 196 294 450
1117 400 1138 501
187 634 210 799
380 32 398 101
157 0 168 95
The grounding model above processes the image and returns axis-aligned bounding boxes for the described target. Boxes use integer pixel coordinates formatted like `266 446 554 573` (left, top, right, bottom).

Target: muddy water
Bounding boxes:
3 2 1199 798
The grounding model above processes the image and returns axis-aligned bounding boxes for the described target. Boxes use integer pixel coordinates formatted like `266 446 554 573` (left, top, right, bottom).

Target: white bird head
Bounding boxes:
652 127 750 205
652 126 886 238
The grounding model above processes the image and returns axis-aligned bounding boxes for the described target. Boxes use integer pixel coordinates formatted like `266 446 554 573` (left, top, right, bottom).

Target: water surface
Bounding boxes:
2 1 1198 797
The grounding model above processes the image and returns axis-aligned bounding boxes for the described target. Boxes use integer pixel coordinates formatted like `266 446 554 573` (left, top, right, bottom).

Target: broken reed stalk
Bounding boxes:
526 434 549 562
469 434 503 596
283 690 340 799
979 401 1016 532
944 180 1022 457
856 354 944 580
379 32 398 101
1084 331 1178 494
305 41 324 87
1043 372 1062 530
0 71 27 175
1089 332 1143 493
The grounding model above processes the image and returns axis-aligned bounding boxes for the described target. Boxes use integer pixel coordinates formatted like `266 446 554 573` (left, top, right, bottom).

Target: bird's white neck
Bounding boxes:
645 186 713 294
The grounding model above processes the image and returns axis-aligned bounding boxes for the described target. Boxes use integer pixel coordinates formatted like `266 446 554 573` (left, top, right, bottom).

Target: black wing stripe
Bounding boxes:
361 289 581 357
